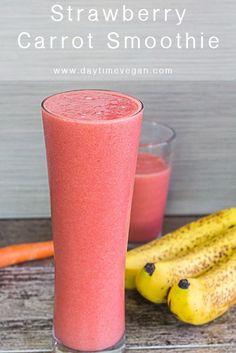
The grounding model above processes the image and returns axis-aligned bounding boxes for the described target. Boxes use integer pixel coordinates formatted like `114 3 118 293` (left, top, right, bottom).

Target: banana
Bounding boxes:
126 208 236 289
136 226 236 303
167 251 236 325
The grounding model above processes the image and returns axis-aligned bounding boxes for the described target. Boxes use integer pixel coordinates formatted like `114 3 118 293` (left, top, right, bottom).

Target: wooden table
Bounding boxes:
0 217 235 353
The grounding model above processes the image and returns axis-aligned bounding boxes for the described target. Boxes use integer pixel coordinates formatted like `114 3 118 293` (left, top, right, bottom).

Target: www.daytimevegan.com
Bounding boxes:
52 66 173 77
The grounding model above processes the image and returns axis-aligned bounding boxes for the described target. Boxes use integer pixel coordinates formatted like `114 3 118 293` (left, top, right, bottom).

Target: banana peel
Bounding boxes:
168 251 236 325
126 208 236 289
136 226 236 303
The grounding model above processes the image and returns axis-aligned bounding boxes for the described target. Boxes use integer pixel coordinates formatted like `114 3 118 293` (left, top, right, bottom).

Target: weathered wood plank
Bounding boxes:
126 290 236 348
129 348 235 353
0 348 234 353
0 264 236 351
0 219 52 246
0 216 197 246
0 218 235 352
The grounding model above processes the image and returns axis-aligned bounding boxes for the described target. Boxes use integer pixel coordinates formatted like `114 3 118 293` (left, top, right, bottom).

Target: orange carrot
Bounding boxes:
0 241 54 268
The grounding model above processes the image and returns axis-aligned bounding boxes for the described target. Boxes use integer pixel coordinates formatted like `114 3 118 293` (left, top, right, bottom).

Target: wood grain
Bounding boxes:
1 81 236 218
0 218 236 352
0 345 235 353
0 265 236 352
129 349 234 353
0 216 196 246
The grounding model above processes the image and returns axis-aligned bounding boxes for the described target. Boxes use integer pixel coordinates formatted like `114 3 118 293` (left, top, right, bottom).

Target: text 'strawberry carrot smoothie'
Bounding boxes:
42 90 143 352
129 153 171 243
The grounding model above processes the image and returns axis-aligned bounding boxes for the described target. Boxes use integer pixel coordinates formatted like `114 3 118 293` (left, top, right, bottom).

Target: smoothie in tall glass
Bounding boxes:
41 90 143 352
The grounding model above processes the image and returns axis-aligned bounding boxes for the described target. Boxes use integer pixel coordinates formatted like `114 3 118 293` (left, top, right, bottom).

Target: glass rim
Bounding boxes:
41 89 144 124
140 121 176 148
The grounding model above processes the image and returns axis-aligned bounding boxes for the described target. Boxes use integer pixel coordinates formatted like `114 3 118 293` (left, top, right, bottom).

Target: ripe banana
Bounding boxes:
136 226 236 303
167 251 236 325
126 208 236 289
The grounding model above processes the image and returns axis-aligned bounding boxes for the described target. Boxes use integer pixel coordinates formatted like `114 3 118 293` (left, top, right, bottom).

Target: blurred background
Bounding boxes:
1 0 236 218
1 80 236 218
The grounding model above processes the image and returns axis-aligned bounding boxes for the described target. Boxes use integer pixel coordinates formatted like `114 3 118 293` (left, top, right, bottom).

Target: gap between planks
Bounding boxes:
1 343 236 353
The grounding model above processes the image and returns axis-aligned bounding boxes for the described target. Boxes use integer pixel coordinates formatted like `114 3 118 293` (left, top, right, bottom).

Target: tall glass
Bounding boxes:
41 90 143 353
129 121 175 245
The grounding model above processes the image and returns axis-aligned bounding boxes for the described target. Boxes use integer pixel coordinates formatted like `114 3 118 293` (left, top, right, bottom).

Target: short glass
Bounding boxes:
129 121 176 245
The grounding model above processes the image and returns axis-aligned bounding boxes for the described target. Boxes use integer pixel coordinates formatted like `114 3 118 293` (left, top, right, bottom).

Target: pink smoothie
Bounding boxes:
42 90 143 351
129 153 171 243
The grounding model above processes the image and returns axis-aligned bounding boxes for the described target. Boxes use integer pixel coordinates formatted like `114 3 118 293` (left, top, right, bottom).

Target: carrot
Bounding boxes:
0 241 54 268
